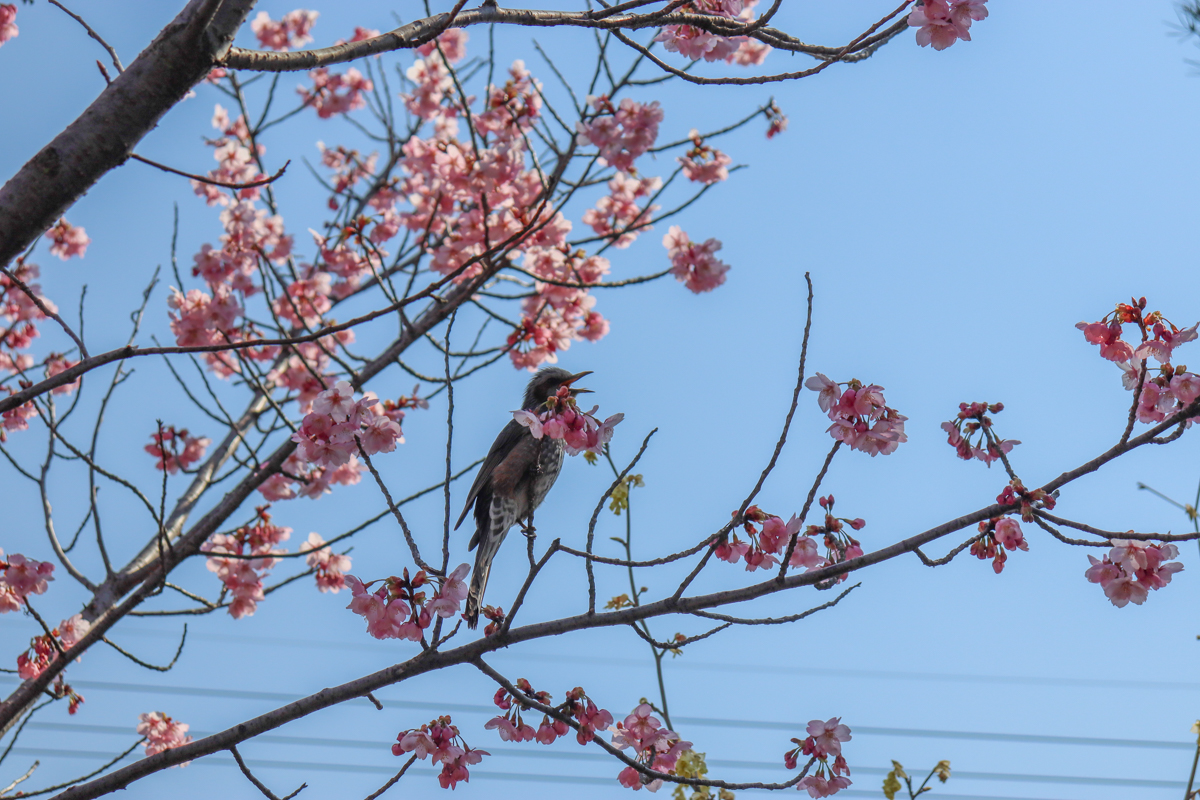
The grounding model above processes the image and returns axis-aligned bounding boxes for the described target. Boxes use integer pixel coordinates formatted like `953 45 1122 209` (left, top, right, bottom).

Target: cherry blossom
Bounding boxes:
298 532 352 592
0 4 16 47
941 401 1019 466
1085 539 1183 607
785 718 853 797
137 711 193 763
47 218 89 260
610 703 693 792
1 550 55 612
393 715 489 789
17 635 57 680
291 381 403 469
512 383 623 456
971 516 1027 574
201 507 291 619
583 173 661 249
345 568 433 641
56 613 92 648
678 130 732 185
654 0 773 65
417 29 469 63
145 426 211 474
909 0 988 51
577 96 663 172
428 563 471 618
250 9 318 51
299 67 373 118
663 226 729 294
805 376 907 456
44 353 80 394
765 101 788 138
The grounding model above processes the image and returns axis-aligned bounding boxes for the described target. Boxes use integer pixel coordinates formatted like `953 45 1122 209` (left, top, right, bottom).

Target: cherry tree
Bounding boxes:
0 1 1196 798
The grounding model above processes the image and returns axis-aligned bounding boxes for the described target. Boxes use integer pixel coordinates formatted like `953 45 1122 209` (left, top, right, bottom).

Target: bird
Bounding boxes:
455 367 593 629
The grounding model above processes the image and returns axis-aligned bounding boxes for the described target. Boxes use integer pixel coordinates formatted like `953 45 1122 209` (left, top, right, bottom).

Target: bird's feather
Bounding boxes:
455 419 527 532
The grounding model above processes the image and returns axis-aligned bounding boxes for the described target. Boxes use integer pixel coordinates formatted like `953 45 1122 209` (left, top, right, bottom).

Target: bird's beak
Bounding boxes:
564 370 593 395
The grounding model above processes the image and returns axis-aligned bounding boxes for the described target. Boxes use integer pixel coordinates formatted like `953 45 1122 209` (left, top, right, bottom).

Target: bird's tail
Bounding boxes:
464 529 504 629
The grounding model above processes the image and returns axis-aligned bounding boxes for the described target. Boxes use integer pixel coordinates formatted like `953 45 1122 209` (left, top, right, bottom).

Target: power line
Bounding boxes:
0 675 1190 754
2 746 1156 800
18 721 1190 792
105 627 1200 692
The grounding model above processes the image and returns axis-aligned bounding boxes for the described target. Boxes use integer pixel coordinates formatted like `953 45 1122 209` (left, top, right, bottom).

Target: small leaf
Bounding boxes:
882 771 902 800
934 760 951 782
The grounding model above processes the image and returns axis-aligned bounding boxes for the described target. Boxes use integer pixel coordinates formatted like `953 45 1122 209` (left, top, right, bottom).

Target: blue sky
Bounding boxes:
4 1 1200 798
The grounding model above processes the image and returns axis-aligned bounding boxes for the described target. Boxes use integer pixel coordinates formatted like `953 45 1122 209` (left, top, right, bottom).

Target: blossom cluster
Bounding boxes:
250 9 318 51
653 0 772 66
1 257 74 439
1085 539 1183 608
393 715 489 789
486 680 613 751
1079 298 1200 424
17 613 91 683
299 532 352 592
678 130 732 185
971 516 1027 574
200 506 292 619
941 401 1019 466
663 226 730 294
785 718 852 798
47 218 90 260
714 498 866 578
290 380 404 468
137 711 193 763
577 96 664 172
1 548 54 612
611 703 693 792
996 478 1056 523
806 374 908 456
512 383 623 456
345 563 469 640
0 4 16 47
582 173 661 249
145 425 211 474
908 0 988 51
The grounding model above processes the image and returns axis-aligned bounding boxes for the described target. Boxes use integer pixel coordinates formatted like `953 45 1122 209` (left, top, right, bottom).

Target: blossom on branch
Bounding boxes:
577 96 663 172
941 401 1019 466
971 516 1027 574
908 0 988 51
298 532 351 592
663 226 729 293
678 130 732 185
393 715 489 789
201 506 291 619
47 218 89 260
785 717 853 798
805 374 907 456
512 383 623 456
290 380 403 469
1 550 55 609
1085 539 1183 607
250 9 318 51
0 4 17 47
137 711 193 763
145 425 210 474
654 0 773 65
610 703 693 792
345 565 465 641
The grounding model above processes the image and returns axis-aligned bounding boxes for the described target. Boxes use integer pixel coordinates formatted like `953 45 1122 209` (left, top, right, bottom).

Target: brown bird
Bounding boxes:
455 367 593 629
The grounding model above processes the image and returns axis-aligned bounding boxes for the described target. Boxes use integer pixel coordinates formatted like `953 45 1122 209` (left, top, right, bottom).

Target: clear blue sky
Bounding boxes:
4 1 1200 798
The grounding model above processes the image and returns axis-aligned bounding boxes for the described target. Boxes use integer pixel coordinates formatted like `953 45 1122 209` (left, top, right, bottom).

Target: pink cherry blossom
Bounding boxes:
663 226 729 293
299 532 352 592
145 426 211 474
577 97 663 172
428 563 470 618
299 67 373 118
678 131 732 184
417 28 469 63
0 4 17 47
250 9 318 51
2 552 55 600
804 717 851 759
47 218 89 260
1084 539 1183 607
137 711 193 762
57 613 91 648
201 509 290 618
909 0 986 50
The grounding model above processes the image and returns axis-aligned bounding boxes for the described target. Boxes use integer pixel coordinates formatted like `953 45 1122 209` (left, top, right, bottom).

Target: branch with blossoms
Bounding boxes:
11 289 1200 800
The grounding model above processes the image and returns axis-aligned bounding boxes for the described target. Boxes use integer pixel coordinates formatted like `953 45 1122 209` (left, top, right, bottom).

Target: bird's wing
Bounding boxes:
455 419 528 530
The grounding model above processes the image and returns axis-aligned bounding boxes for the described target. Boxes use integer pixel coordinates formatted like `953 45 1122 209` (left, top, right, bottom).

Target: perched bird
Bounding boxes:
455 367 593 629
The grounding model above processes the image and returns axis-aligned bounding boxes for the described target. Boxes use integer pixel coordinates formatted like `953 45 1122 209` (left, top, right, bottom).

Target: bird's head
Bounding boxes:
522 367 593 410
